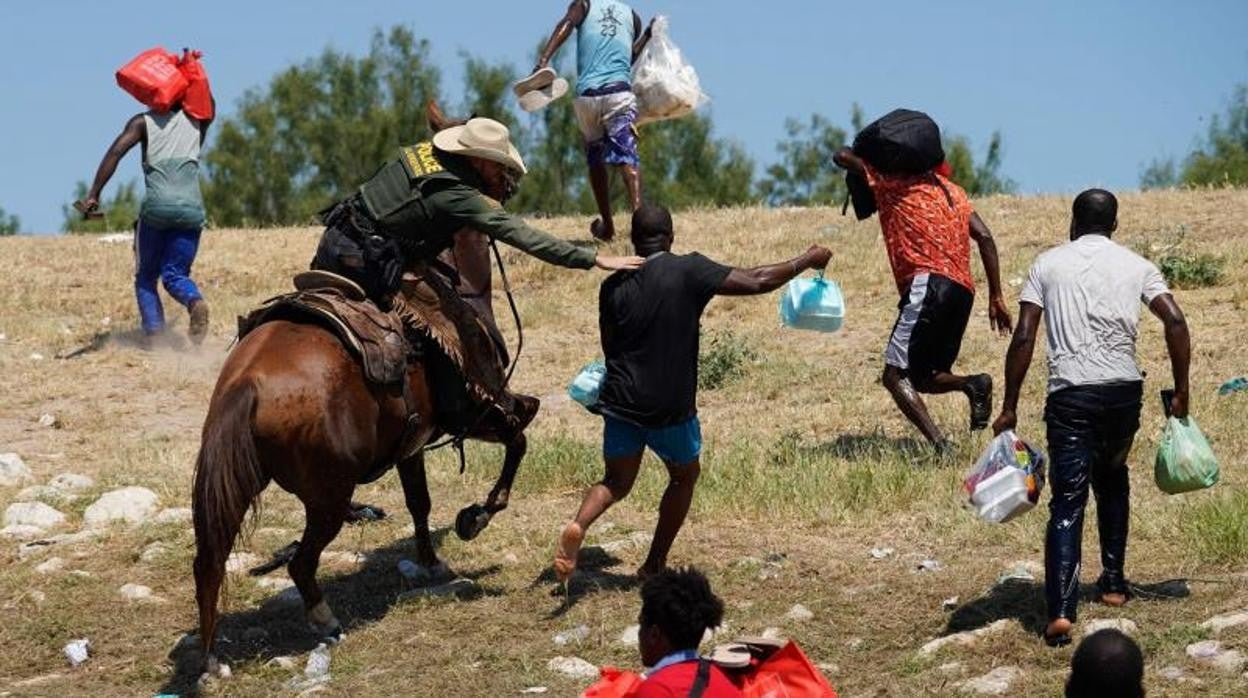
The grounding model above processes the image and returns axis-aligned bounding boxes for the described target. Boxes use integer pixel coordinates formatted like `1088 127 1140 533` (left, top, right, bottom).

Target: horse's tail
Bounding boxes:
192 381 265 658
193 381 265 557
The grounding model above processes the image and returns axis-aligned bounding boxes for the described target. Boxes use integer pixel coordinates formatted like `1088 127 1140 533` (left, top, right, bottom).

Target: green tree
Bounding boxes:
510 46 591 215
1140 158 1178 190
62 180 141 234
757 114 849 206
0 206 19 236
1180 84 1248 187
945 131 1016 196
202 26 442 227
639 114 756 208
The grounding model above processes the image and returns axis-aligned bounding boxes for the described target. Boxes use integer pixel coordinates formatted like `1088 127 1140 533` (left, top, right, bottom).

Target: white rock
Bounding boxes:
785 604 815 622
155 507 193 525
916 559 944 573
1187 641 1247 673
0 453 34 487
553 625 591 646
119 583 153 601
49 473 94 492
1202 610 1248 635
35 557 65 574
267 656 298 670
226 552 259 574
869 547 894 560
305 643 332 678
83 487 160 527
30 353 44 361
845 637 864 650
1187 640 1223 659
38 413 60 428
521 688 549 694
762 627 785 640
2 524 46 540
503 552 520 565
943 596 961 611
97 233 134 244
256 576 295 591
997 562 1040 584
17 485 71 503
29 590 47 605
919 619 1012 656
958 666 1023 695
547 656 598 680
1158 666 1185 681
140 542 171 563
4 502 66 530
63 638 90 667
939 661 965 676
1082 619 1138 637
617 624 640 646
599 532 653 554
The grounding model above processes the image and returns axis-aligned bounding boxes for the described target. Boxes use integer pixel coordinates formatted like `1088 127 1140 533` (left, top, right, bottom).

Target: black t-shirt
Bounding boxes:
597 252 733 428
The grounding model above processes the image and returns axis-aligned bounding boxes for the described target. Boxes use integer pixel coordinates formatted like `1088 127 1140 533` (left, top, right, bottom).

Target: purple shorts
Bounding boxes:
574 92 640 168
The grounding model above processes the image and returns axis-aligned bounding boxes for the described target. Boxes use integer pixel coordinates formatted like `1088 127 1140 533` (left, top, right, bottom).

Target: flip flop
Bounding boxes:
514 67 558 97
553 521 585 583
517 77 570 113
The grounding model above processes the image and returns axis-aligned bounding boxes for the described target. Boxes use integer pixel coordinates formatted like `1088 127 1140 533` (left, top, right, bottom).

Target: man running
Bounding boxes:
833 147 1012 448
533 0 653 242
992 189 1191 646
554 203 832 581
77 99 214 348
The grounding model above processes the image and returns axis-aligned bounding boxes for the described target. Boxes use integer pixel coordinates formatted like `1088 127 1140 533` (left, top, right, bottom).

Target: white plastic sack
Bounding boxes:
631 16 709 125
964 431 1047 523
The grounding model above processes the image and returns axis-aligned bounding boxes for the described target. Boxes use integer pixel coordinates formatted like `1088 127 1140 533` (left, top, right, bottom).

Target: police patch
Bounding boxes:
400 142 445 179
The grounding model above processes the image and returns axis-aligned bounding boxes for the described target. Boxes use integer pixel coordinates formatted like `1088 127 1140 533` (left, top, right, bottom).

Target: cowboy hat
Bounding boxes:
432 118 528 174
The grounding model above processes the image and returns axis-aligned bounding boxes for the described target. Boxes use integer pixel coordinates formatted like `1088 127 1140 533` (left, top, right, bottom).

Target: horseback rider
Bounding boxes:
312 117 642 439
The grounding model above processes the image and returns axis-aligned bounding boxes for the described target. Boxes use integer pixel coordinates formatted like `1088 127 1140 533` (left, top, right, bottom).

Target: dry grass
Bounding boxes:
1 189 1247 696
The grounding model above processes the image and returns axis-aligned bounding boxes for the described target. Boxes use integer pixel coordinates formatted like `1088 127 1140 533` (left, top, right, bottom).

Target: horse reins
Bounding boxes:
420 238 524 471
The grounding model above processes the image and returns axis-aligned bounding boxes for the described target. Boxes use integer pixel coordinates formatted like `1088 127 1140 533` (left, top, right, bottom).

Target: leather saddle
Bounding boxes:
238 271 411 385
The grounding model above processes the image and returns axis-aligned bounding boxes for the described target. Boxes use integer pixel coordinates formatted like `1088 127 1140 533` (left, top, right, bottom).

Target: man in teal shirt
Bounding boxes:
535 0 653 242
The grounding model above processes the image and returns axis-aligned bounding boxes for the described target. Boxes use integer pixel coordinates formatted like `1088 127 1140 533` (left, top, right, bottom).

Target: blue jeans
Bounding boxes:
1043 381 1142 622
135 221 204 333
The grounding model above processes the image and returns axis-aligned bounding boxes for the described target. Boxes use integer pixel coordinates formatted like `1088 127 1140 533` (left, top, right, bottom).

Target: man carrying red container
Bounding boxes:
76 49 215 349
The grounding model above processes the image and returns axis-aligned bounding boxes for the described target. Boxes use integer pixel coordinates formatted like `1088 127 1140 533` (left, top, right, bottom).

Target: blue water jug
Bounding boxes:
568 361 607 409
779 273 845 333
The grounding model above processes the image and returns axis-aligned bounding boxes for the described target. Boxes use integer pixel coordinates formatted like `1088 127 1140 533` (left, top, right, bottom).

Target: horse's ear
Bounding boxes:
426 99 470 133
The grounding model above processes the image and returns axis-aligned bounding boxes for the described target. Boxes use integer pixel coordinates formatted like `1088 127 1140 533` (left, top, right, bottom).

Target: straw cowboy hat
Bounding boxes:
432 118 528 175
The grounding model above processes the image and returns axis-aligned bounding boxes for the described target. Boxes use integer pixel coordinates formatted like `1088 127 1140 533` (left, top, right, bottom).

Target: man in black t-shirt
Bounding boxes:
554 203 832 582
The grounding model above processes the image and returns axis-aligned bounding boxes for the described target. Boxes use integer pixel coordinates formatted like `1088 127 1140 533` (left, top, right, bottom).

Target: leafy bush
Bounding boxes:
698 331 757 390
1157 253 1225 289
1132 225 1225 289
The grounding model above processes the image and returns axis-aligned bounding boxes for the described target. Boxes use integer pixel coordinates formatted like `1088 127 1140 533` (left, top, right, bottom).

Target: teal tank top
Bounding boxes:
576 0 635 94
141 110 206 229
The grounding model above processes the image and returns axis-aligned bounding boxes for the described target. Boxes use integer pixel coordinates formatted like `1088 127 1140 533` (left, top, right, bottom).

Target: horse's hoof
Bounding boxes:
455 504 491 541
306 600 343 644
202 654 232 680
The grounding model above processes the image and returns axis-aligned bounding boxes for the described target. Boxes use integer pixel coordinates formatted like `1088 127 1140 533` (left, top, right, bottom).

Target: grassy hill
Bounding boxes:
1 189 1246 695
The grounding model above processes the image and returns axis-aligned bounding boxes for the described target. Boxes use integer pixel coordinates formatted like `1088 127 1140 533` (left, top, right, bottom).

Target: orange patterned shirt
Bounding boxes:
863 164 976 294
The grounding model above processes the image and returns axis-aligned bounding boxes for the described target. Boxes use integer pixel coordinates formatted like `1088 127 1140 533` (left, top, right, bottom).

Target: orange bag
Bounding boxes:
581 666 644 698
178 49 214 121
116 47 189 112
736 642 838 698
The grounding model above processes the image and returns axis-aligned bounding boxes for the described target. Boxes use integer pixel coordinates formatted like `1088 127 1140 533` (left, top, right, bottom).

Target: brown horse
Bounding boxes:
192 103 527 676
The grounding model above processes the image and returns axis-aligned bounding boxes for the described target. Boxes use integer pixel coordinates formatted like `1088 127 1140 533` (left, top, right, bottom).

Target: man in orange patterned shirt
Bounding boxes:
834 148 1012 449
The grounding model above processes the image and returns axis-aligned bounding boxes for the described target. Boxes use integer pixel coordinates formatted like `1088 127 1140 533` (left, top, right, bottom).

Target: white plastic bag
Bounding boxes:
631 16 709 125
964 431 1047 523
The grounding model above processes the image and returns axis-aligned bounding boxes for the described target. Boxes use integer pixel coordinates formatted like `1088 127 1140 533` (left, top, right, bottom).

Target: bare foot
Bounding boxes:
1100 591 1128 607
553 521 585 583
1044 618 1074 647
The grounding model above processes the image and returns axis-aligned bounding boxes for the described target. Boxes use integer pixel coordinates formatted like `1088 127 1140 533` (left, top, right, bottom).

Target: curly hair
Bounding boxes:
1066 629 1143 698
639 566 724 650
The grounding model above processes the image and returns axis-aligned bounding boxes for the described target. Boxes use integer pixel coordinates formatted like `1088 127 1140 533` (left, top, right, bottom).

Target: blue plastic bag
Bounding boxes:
779 272 845 333
568 361 607 410
1155 416 1219 494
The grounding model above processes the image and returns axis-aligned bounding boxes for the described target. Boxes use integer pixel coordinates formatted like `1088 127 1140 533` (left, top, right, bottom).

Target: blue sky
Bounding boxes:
1 0 1245 233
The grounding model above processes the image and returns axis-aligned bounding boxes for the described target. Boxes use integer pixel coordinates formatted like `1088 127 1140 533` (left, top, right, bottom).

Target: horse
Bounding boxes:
191 102 527 676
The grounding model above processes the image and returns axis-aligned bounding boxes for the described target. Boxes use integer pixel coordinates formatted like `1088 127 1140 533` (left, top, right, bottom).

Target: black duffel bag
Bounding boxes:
843 109 945 220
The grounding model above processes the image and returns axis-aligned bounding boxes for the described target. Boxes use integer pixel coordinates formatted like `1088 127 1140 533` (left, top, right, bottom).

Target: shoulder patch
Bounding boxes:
400 142 445 179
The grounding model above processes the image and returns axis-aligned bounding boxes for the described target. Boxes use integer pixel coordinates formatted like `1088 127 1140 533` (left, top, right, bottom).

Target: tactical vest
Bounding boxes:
358 142 458 258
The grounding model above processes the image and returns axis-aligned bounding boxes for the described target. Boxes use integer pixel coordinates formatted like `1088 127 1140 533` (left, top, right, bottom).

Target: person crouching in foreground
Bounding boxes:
553 203 832 581
637 567 742 697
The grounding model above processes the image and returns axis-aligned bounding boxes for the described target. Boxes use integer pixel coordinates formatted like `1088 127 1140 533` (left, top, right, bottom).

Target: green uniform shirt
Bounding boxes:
358 144 596 270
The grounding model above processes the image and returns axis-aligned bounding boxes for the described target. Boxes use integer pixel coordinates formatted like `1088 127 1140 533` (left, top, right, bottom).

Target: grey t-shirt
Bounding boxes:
1020 234 1170 393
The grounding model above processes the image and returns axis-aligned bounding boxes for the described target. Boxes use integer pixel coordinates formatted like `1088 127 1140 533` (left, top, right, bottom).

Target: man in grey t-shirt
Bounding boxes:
991 189 1191 646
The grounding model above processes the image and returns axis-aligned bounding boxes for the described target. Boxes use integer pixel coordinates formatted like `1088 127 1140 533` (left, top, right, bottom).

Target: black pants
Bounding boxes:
1043 381 1143 622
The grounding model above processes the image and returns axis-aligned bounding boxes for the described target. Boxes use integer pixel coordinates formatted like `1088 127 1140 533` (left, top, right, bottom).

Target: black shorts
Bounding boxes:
884 272 973 380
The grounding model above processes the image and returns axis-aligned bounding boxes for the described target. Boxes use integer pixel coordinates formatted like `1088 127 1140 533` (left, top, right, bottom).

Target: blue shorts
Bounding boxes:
603 415 702 466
